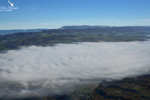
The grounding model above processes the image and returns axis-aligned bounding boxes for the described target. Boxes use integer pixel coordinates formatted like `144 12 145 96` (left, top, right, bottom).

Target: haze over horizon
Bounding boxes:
0 0 150 30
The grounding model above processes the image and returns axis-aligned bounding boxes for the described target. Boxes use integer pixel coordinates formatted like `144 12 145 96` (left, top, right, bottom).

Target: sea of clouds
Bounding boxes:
0 41 150 98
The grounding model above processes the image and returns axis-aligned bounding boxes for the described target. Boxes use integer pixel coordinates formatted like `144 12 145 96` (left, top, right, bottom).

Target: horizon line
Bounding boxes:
1 25 150 30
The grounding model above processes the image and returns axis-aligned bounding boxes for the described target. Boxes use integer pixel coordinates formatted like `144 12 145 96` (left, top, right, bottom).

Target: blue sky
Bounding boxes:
0 0 150 29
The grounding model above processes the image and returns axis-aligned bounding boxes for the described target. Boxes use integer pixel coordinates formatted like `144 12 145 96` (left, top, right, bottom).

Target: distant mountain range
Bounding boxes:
60 25 150 29
60 25 111 29
1 26 150 36
1 26 150 51
0 29 47 35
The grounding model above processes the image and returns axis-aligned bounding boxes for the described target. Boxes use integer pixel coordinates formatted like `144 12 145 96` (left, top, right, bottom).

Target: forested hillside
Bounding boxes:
0 26 150 51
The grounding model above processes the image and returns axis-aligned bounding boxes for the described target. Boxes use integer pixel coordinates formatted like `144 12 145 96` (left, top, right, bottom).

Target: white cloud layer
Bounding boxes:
0 41 150 98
